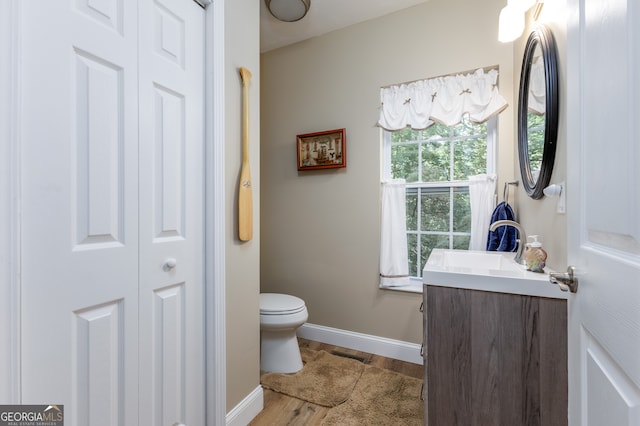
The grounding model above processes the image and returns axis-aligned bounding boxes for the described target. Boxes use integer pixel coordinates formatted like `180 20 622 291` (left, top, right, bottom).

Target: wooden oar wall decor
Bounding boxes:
239 67 253 241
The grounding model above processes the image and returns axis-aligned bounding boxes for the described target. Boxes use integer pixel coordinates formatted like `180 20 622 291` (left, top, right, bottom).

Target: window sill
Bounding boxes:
380 277 423 294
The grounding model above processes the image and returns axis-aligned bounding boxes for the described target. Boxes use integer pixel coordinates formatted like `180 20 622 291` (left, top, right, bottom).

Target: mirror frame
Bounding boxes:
517 25 559 199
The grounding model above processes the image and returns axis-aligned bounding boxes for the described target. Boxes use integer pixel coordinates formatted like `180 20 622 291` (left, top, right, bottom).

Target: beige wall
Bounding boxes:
513 0 568 271
260 0 516 345
225 0 261 413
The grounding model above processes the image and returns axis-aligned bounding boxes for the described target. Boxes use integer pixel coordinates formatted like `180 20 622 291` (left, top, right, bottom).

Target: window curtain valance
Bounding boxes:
377 68 508 131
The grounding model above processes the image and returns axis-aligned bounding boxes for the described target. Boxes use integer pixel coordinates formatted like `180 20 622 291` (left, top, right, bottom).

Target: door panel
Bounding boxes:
73 49 126 248
584 331 640 426
75 0 124 34
152 84 186 240
73 301 126 425
21 1 205 425
20 2 139 424
567 0 640 424
138 0 205 424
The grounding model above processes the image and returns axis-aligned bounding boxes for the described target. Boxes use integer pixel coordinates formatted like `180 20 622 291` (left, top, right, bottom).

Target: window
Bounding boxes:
383 116 497 278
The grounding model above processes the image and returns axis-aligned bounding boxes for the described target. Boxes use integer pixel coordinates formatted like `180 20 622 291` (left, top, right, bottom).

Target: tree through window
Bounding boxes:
383 116 496 278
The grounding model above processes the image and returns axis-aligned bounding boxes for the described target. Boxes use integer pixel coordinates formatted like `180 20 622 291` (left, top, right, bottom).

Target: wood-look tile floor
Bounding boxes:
249 338 424 426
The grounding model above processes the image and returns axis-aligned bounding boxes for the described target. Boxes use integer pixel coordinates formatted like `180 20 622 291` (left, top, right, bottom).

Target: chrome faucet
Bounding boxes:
489 220 527 265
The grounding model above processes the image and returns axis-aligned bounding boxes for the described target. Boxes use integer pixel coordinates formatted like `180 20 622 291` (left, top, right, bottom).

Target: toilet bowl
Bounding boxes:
259 293 308 373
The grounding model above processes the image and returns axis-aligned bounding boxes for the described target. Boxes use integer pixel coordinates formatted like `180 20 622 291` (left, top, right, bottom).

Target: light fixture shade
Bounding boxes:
498 4 524 42
266 0 310 22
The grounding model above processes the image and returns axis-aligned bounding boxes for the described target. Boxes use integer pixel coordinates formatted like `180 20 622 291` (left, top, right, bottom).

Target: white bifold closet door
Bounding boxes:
20 0 205 425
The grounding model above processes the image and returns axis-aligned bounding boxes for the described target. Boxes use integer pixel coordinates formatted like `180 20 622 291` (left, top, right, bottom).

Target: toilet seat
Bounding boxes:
260 293 306 316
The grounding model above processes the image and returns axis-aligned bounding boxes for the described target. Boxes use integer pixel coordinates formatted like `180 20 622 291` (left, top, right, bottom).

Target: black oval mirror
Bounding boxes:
518 25 559 199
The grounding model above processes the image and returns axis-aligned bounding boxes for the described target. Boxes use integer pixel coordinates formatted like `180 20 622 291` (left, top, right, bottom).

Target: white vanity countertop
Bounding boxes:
422 249 568 300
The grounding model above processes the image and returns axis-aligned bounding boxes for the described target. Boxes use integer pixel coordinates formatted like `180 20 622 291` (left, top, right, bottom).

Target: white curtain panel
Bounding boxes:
377 68 508 131
380 180 410 288
468 174 497 251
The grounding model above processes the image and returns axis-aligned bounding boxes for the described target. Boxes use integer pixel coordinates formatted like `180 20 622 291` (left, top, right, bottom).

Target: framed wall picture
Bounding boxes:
296 128 346 171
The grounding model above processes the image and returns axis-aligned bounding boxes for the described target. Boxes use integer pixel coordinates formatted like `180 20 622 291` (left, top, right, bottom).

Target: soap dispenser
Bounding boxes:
524 235 547 273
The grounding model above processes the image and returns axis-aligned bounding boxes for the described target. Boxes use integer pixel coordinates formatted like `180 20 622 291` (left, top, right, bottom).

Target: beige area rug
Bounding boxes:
321 365 423 426
260 348 366 407
261 348 424 425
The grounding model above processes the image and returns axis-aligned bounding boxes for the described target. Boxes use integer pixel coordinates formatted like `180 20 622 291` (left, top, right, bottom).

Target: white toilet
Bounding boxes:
259 293 308 373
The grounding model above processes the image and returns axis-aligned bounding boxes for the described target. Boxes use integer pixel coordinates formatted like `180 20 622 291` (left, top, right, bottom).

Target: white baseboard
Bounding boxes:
297 323 423 365
226 385 263 426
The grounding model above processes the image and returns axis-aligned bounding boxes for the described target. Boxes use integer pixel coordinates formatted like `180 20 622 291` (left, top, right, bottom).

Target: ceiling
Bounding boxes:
260 0 431 53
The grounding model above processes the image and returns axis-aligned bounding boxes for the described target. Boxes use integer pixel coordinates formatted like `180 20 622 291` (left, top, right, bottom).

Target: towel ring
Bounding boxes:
503 181 519 205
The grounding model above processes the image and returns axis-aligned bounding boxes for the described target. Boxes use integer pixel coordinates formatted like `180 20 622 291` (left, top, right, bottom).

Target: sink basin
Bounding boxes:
423 249 567 299
440 250 506 270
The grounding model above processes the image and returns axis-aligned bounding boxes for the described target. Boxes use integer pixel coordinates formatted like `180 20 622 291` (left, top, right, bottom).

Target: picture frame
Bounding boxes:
296 128 346 171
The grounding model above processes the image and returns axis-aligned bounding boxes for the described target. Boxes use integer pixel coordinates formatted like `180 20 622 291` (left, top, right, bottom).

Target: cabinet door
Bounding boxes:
425 285 567 426
422 291 428 422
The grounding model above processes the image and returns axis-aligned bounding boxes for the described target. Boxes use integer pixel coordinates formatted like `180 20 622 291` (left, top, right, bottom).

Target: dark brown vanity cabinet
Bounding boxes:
422 284 567 426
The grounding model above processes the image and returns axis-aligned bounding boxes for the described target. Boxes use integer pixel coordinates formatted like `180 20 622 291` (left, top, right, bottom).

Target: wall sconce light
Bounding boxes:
498 3 524 43
498 0 543 43
265 0 311 22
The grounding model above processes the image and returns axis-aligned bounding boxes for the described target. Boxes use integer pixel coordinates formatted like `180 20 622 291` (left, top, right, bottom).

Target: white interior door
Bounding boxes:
138 0 205 424
566 0 640 424
20 1 140 423
20 0 205 424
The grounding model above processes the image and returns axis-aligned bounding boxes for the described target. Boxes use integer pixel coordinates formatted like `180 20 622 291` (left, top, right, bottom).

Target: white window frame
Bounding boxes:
382 116 498 291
